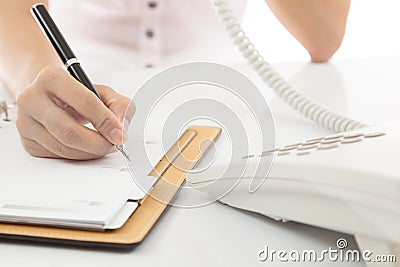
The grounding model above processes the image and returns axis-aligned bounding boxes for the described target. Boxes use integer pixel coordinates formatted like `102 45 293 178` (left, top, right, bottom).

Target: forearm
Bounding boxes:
0 0 60 99
265 0 350 62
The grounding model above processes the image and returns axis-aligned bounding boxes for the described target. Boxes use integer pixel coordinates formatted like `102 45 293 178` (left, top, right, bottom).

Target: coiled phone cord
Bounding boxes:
212 0 367 132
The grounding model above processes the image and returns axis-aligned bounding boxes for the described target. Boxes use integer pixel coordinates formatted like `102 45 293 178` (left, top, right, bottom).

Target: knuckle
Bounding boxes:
16 90 31 108
37 67 64 84
58 125 80 145
96 112 115 134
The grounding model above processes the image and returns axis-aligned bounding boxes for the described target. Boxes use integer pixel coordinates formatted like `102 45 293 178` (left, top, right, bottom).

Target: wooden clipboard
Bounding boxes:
0 126 221 248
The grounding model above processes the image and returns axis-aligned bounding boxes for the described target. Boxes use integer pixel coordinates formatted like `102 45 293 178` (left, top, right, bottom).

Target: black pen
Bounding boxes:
30 4 130 161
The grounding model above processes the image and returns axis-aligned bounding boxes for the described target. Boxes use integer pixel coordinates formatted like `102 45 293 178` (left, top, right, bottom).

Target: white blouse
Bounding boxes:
48 0 248 70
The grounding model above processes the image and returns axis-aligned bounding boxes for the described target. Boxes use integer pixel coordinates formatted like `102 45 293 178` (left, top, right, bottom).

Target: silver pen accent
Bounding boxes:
115 145 131 161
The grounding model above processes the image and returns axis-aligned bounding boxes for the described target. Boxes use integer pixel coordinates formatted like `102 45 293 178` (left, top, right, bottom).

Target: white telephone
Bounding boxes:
187 121 400 265
187 1 400 264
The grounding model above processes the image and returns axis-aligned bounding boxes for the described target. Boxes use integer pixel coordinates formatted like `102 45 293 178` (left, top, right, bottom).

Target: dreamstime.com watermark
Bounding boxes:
258 238 397 263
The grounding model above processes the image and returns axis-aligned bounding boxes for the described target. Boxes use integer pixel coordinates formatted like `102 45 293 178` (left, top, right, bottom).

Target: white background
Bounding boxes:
243 0 400 62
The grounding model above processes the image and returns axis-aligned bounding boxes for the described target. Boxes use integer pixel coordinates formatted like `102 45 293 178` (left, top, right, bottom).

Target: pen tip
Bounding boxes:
115 145 131 162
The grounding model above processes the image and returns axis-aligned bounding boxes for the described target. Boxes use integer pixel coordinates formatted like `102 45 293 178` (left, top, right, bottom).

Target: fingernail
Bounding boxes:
110 128 123 145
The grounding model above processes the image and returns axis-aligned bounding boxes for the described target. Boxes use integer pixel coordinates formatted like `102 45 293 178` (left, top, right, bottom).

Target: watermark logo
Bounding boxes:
258 238 397 263
124 62 275 208
336 238 348 249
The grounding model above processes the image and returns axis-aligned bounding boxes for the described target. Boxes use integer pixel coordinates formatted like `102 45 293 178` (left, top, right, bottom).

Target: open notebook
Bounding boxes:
0 103 159 231
0 154 148 231
0 119 159 231
0 105 219 234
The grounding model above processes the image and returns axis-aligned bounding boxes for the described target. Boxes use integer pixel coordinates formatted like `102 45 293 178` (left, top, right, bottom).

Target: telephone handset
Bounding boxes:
188 1 400 264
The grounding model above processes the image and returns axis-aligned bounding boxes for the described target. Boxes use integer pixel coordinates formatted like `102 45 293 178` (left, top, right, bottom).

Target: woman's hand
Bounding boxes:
16 67 135 160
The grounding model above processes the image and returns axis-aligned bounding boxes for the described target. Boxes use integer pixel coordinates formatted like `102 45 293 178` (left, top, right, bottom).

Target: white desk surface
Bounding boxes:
1 56 399 267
